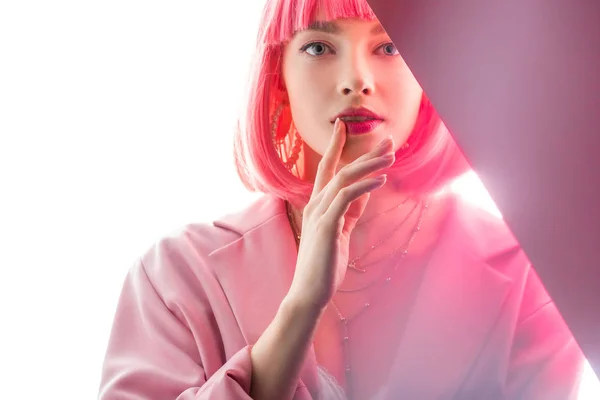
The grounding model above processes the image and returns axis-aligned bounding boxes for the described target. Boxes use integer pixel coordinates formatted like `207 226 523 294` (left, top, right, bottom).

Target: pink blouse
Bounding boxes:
98 194 584 399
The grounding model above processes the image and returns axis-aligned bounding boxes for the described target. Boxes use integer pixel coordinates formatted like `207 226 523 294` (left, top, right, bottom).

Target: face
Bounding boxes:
281 17 423 167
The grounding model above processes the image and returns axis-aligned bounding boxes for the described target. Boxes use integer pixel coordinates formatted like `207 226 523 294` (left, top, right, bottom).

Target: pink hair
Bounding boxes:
233 0 469 207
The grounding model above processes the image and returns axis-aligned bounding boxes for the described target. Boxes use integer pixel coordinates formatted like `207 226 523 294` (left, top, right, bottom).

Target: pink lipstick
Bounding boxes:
332 106 385 135
343 119 383 134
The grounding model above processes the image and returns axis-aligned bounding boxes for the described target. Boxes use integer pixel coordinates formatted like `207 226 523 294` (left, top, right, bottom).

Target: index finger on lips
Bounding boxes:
312 118 346 197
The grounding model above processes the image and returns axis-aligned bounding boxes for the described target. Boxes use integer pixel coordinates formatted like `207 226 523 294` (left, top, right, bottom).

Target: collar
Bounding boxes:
211 193 520 262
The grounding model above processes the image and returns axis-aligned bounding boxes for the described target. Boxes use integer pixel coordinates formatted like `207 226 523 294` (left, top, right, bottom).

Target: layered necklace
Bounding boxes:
286 195 418 273
285 197 429 393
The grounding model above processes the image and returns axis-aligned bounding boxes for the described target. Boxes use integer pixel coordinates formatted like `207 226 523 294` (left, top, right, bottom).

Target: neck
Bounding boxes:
346 180 423 258
297 140 419 222
290 147 449 261
288 177 426 259
356 178 415 224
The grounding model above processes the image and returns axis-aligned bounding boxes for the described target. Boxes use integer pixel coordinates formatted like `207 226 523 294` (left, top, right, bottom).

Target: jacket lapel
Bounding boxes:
209 195 521 399
385 200 518 398
209 196 295 343
209 195 321 395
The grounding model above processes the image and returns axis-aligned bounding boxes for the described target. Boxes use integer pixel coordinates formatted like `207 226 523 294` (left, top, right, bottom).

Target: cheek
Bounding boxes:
286 68 335 154
287 67 333 123
385 69 422 113
289 68 329 103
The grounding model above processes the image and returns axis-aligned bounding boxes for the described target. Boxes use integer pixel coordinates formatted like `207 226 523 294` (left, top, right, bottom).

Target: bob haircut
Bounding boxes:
233 0 470 207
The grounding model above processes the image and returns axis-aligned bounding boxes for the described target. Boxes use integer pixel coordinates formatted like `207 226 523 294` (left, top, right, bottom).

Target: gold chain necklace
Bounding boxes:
286 198 428 395
332 200 427 394
347 201 418 273
354 195 411 226
286 197 415 273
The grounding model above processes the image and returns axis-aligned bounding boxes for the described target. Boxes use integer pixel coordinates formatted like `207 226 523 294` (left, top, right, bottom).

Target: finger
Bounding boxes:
310 134 394 210
324 191 371 238
352 135 395 165
312 119 346 197
328 134 395 181
314 150 395 215
322 175 387 228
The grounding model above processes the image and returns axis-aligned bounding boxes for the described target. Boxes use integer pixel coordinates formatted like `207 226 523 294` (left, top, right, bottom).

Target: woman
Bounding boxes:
98 0 584 399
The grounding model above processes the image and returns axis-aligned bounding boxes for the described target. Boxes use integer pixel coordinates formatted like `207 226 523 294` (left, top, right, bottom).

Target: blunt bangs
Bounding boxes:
260 0 377 45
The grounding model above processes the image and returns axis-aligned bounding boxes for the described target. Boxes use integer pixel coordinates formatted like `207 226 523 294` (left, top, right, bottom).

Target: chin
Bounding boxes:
345 132 381 148
339 146 371 165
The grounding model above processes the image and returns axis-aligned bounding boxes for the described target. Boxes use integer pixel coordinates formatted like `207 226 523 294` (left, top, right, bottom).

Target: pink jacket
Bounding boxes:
98 195 584 399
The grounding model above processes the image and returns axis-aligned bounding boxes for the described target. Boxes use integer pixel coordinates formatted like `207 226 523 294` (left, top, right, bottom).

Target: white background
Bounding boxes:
0 1 597 398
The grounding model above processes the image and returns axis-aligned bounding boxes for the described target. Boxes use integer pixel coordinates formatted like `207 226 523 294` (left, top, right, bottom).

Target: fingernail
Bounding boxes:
334 118 340 130
378 136 393 148
375 174 388 183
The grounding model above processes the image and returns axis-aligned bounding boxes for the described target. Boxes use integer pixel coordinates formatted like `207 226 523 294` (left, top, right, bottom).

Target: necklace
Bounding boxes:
289 196 410 230
286 198 429 395
355 195 411 227
346 201 418 273
330 200 427 394
286 202 302 244
286 197 415 273
336 202 423 293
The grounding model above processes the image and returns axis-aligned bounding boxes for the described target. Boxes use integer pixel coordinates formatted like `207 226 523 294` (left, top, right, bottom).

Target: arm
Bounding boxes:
98 260 315 400
250 294 325 400
504 267 585 399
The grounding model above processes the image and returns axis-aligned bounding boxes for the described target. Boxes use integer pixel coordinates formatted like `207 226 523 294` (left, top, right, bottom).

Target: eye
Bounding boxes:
300 41 333 56
377 42 400 56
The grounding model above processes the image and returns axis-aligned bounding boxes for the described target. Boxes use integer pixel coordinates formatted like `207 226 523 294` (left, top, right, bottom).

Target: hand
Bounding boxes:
287 118 396 311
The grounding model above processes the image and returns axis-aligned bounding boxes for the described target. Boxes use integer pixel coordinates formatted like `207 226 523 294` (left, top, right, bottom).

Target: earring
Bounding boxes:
400 141 410 150
271 103 284 147
271 103 303 172
284 122 303 170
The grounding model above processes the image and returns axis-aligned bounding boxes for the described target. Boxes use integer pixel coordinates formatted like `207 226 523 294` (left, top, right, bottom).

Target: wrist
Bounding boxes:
281 291 327 322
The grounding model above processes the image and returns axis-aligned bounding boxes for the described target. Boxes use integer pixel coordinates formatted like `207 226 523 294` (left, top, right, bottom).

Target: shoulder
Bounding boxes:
447 194 520 259
137 194 285 287
437 194 538 287
446 195 552 316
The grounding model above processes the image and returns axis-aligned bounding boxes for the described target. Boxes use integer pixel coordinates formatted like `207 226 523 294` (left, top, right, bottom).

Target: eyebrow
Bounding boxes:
304 21 387 35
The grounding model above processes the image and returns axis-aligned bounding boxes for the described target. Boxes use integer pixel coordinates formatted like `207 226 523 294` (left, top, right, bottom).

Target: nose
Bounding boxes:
337 53 375 96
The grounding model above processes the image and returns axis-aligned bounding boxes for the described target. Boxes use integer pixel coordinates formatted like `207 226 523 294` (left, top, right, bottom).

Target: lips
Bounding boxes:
343 119 384 134
332 107 384 123
331 107 384 134
340 116 378 122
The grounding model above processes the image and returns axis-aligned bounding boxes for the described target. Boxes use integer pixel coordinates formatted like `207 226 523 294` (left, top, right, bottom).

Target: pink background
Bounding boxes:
367 0 600 377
